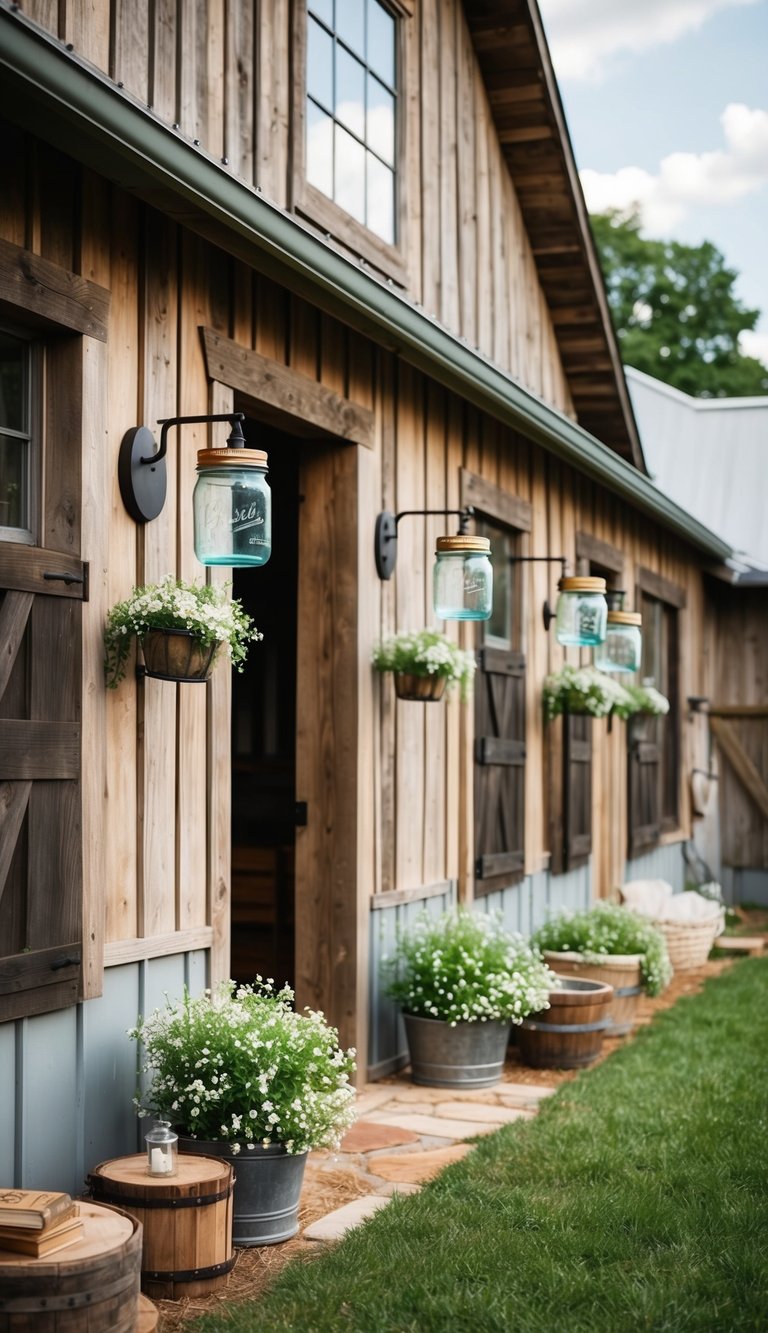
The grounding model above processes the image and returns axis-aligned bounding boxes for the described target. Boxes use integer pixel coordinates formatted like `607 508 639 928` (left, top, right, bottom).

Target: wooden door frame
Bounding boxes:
205 338 370 1060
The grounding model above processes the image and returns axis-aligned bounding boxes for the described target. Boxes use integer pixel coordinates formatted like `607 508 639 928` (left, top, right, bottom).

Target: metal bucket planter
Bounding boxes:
178 1138 307 1246
542 951 644 1035
403 1013 511 1088
517 976 614 1069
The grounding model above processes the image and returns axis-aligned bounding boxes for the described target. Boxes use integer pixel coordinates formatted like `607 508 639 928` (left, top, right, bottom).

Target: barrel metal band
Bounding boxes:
143 1255 236 1283
614 983 642 997
520 1018 613 1034
0 1272 136 1313
89 1184 232 1209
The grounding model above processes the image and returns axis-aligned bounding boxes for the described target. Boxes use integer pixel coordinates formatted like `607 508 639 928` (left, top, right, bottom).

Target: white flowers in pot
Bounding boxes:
372 628 476 701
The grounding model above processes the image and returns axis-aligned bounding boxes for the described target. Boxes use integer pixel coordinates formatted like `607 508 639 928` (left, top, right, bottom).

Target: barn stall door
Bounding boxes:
0 546 84 1021
474 646 526 888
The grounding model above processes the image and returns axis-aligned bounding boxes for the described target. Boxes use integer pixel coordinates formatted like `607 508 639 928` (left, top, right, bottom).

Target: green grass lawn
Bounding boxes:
192 959 768 1332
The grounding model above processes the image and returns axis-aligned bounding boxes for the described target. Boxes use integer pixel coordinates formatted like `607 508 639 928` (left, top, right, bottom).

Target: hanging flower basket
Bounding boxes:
140 629 221 683
393 671 447 702
372 628 475 702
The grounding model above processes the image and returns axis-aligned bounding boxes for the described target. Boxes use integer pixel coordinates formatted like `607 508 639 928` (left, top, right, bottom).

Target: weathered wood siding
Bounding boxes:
18 0 574 417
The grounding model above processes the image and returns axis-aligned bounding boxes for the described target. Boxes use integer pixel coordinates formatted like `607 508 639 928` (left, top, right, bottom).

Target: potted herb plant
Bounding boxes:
104 575 262 687
129 980 356 1246
530 901 672 1034
371 628 476 701
542 664 634 721
382 909 555 1087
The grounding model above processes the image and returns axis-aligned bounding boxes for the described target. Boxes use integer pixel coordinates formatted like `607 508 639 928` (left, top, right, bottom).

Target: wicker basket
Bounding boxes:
655 912 723 971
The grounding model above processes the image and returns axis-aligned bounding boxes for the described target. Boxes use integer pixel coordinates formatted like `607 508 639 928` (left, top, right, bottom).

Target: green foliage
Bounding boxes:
531 901 672 997
104 575 262 687
190 958 768 1333
382 908 555 1025
591 208 768 397
129 980 356 1155
372 628 476 699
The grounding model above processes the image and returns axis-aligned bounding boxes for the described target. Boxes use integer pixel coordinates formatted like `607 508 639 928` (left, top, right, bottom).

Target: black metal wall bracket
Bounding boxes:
375 506 475 580
118 412 246 523
508 554 568 631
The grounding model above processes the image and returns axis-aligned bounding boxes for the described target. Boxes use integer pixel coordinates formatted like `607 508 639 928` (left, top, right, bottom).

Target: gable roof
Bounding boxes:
465 0 645 471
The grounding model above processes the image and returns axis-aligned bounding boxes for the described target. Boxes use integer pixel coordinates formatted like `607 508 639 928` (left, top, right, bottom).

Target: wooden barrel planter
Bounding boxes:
517 975 614 1069
0 1200 141 1332
87 1153 235 1300
542 951 644 1035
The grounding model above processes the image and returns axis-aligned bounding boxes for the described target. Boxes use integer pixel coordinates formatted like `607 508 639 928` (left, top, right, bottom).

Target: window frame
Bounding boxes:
0 324 42 547
292 0 411 285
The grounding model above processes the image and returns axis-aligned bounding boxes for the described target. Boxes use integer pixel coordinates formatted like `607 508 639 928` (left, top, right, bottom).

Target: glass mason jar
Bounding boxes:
433 535 493 621
193 448 271 567
555 576 607 646
145 1119 178 1177
593 610 642 673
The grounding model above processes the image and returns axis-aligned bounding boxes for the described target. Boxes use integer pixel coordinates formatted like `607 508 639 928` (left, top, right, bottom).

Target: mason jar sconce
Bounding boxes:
593 591 642 673
508 556 608 647
375 506 492 621
118 413 271 568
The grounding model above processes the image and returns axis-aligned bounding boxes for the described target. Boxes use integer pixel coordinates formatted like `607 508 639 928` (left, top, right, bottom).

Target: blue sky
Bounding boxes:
537 0 768 367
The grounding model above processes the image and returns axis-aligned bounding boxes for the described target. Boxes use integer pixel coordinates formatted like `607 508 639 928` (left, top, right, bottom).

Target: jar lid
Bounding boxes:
607 610 641 626
558 576 606 593
197 448 268 469
435 535 491 554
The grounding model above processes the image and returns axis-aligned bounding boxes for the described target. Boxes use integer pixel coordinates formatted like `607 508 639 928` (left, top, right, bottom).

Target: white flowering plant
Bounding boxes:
104 575 262 688
382 909 556 1026
531 901 672 997
128 980 356 1155
543 665 635 721
372 628 476 700
622 680 671 716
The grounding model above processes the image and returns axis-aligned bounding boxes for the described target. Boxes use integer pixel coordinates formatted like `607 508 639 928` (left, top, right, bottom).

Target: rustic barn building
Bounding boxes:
0 0 738 1192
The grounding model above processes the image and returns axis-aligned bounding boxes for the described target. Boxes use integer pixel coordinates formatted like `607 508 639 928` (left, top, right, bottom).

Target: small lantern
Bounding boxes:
594 610 642 673
433 535 493 621
145 1119 178 1177
554 576 607 646
193 444 271 567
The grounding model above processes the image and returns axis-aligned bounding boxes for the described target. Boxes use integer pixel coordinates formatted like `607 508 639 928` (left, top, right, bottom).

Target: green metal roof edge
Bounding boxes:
0 7 733 563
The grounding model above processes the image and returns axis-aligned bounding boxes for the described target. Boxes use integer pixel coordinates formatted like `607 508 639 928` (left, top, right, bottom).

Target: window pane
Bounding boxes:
307 15 333 109
0 435 25 529
335 124 366 223
336 0 364 58
308 0 333 26
366 152 394 242
368 0 395 85
0 333 25 432
336 46 365 138
306 99 334 197
367 74 394 165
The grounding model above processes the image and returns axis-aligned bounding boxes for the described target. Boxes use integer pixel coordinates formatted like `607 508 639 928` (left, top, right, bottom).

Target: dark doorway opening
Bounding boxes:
231 422 300 990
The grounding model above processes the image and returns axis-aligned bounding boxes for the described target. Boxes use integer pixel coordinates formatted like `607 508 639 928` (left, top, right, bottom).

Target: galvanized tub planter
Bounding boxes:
178 1138 307 1246
517 976 614 1069
541 950 644 1035
403 1013 511 1088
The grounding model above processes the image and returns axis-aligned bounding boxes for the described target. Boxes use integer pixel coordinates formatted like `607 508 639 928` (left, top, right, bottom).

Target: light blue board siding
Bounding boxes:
20 1006 79 1192
0 951 209 1197
721 868 768 907
623 841 685 891
367 864 593 1076
0 1023 16 1184
368 885 456 1078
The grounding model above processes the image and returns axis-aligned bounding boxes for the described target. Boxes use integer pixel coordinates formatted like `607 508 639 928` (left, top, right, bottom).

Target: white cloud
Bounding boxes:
739 329 768 366
539 0 759 83
579 103 768 232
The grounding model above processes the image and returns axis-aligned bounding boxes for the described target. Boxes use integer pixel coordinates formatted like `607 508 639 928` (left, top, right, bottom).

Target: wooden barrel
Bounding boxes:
518 975 614 1069
0 1200 141 1332
87 1153 235 1300
137 1294 159 1331
542 951 644 1035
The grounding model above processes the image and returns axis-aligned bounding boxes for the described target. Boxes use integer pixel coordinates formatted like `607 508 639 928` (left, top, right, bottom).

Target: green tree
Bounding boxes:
591 208 768 397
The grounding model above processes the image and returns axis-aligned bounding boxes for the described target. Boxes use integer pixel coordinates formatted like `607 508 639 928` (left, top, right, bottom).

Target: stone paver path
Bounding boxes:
304 1077 554 1242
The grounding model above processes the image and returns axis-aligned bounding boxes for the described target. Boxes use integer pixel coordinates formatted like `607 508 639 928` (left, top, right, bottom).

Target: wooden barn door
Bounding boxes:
474 646 526 888
563 712 592 869
0 546 85 1020
627 719 661 856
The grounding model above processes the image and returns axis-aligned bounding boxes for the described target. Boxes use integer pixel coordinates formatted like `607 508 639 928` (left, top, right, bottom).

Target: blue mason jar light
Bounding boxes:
594 610 642 673
433 535 493 621
193 447 271 567
554 576 607 646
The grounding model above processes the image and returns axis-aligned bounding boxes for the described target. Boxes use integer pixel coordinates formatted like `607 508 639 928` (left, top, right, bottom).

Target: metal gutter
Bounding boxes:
0 5 733 563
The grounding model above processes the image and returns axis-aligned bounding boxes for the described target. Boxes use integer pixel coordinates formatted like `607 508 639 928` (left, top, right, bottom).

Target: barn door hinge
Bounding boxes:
43 562 89 600
50 952 81 970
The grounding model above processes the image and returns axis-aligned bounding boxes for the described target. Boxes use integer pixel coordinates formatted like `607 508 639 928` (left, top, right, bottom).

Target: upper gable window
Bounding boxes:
305 0 397 246
0 327 38 545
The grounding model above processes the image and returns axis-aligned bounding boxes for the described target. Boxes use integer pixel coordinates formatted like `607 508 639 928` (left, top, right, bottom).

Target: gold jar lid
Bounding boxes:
196 448 268 469
558 576 606 593
435 535 491 554
607 610 641 626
